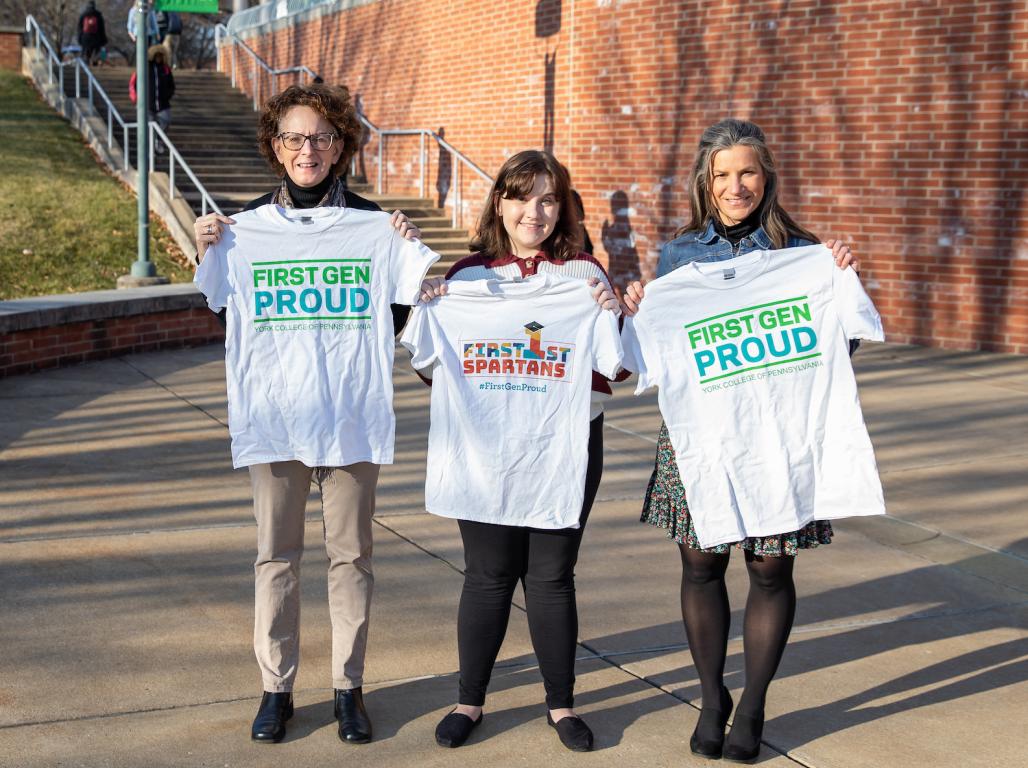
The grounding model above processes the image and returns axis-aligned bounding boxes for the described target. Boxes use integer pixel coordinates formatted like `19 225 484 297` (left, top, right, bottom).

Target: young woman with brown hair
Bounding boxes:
424 150 622 752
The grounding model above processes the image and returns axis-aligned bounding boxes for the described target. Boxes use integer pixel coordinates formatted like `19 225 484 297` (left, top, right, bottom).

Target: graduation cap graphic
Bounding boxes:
523 321 545 359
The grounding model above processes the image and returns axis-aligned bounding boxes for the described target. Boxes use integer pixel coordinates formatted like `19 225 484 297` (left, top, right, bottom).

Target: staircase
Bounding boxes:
68 66 468 275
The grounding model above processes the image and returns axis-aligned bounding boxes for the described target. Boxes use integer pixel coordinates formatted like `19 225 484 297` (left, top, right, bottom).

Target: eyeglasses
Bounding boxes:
276 132 337 151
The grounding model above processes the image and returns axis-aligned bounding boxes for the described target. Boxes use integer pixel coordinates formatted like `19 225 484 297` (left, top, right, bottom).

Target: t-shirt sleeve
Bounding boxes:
399 302 441 372
390 233 441 306
590 308 623 380
620 315 660 394
194 240 232 311
832 265 884 342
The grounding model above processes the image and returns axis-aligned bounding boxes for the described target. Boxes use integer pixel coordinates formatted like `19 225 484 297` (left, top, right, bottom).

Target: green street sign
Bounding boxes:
155 0 220 12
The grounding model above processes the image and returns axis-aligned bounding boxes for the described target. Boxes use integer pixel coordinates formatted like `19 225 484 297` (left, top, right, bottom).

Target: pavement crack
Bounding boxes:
116 357 229 429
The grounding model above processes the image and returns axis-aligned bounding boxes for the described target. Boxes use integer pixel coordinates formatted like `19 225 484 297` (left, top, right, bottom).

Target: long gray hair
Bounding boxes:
676 119 818 248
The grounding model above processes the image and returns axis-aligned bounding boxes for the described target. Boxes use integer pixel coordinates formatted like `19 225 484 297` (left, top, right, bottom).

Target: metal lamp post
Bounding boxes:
131 0 154 278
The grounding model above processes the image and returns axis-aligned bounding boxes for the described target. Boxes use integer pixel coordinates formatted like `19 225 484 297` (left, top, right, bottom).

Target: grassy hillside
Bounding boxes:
0 70 192 299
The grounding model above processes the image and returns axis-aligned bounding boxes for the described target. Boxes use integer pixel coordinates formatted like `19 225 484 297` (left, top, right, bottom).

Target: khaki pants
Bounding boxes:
249 461 380 692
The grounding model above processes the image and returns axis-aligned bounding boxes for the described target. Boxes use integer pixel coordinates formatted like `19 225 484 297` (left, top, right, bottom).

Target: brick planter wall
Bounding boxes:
0 286 225 378
0 26 23 70
226 0 1028 353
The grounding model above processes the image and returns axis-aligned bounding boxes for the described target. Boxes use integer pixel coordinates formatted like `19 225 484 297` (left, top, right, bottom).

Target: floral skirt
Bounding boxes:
640 422 833 556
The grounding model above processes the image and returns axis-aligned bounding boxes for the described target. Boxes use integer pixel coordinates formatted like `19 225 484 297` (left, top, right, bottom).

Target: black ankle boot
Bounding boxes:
334 687 372 744
690 686 734 758
723 711 764 764
251 691 293 743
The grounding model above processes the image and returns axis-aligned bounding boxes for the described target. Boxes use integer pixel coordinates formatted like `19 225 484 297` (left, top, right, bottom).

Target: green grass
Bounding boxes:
0 70 192 300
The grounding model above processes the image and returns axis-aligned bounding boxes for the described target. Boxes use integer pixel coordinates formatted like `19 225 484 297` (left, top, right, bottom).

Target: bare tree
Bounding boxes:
176 11 228 70
3 0 76 55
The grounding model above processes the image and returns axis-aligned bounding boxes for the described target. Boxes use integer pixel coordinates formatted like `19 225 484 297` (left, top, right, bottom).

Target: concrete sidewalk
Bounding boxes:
0 343 1025 767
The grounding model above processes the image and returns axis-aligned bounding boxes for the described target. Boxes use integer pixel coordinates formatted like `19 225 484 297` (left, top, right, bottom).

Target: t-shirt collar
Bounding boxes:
260 203 348 234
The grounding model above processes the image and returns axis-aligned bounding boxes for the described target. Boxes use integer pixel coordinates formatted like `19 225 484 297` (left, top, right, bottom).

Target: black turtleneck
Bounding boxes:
718 209 763 245
286 173 333 209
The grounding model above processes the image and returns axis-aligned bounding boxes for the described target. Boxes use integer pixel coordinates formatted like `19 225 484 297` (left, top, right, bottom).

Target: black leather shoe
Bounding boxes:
547 712 594 752
251 691 293 743
334 687 372 744
690 686 734 759
723 711 764 764
435 708 483 748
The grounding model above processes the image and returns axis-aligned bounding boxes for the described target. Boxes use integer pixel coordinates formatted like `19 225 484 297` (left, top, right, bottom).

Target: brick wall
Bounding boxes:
0 308 225 378
0 27 23 70
227 0 1028 353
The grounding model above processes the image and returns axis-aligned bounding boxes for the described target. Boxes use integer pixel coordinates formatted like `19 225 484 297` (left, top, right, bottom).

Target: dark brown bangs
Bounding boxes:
498 164 545 201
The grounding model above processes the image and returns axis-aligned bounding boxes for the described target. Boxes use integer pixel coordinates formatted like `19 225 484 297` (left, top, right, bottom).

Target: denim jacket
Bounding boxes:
657 220 815 278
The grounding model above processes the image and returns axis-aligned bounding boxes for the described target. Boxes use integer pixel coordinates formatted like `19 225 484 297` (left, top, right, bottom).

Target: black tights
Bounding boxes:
678 545 796 716
455 416 603 710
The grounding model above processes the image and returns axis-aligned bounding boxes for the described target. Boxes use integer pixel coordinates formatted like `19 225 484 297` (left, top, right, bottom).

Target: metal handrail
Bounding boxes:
26 16 132 170
25 14 224 219
214 23 317 110
359 121 493 229
150 123 223 217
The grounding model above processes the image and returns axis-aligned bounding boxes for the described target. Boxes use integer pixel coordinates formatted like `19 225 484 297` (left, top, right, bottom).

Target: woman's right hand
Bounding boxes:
419 277 447 303
621 280 645 317
193 213 236 264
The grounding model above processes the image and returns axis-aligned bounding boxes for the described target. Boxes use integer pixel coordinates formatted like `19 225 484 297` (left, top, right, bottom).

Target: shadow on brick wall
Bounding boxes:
602 190 641 291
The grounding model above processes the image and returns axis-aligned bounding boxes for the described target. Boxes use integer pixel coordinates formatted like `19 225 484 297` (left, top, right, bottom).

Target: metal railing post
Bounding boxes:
419 132 425 199
169 155 175 200
75 63 80 99
123 124 129 169
58 64 64 102
252 58 258 110
231 43 236 88
149 122 155 177
377 136 383 194
107 110 112 148
451 151 458 228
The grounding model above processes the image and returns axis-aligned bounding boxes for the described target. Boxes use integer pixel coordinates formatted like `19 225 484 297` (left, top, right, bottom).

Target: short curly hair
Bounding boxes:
256 83 363 179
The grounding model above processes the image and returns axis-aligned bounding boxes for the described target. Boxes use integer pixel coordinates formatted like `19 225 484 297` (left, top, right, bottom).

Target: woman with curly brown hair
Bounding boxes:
190 83 430 747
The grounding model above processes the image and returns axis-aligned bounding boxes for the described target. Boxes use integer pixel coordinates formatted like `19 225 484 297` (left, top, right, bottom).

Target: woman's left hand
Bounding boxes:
391 210 422 240
826 239 859 272
588 277 620 314
419 277 447 303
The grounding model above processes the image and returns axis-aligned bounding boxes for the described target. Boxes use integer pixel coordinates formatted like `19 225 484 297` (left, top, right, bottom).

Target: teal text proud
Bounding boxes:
686 296 820 383
251 259 372 324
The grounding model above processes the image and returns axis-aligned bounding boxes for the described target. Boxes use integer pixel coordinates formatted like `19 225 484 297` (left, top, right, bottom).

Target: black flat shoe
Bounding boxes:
723 711 764 764
547 712 594 752
690 686 734 759
435 709 483 748
251 691 293 743
334 687 372 744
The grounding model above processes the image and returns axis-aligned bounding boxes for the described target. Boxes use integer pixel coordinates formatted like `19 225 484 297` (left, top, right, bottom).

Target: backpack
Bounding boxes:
82 14 98 35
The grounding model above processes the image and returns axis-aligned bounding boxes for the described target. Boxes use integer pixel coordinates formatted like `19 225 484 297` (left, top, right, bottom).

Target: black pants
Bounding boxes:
456 415 604 710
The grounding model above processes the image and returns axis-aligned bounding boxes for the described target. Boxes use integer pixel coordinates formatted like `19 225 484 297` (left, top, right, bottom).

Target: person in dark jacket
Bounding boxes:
76 1 107 66
129 45 175 149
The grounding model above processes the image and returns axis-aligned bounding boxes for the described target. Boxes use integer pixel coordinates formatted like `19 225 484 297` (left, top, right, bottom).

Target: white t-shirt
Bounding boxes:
401 274 623 529
195 204 439 469
621 245 886 548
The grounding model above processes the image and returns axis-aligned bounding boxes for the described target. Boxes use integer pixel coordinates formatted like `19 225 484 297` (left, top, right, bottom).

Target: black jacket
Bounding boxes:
77 10 107 48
